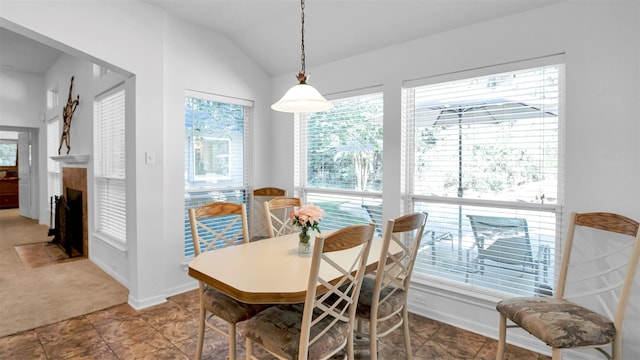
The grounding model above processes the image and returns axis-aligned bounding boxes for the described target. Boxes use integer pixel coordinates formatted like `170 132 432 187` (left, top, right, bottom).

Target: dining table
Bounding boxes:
188 231 401 304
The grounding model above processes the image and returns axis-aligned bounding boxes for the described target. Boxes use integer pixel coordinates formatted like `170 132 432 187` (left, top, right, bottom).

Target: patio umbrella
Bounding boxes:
417 97 557 251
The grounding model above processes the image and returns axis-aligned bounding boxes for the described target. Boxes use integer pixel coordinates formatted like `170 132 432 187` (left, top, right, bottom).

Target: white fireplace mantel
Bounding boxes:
50 154 90 164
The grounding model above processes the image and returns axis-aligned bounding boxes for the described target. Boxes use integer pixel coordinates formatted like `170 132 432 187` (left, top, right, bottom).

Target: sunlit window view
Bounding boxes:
297 92 384 231
0 142 18 167
406 64 562 297
183 92 251 256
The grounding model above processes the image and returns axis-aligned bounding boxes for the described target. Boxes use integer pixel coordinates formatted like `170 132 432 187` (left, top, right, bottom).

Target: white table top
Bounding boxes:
188 232 398 304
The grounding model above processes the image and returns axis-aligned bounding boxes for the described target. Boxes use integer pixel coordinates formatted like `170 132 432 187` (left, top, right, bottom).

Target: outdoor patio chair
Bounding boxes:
362 204 383 236
466 215 550 287
496 212 640 360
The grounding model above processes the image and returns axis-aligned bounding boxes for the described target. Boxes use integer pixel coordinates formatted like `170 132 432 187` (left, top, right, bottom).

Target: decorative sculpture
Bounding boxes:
58 76 80 155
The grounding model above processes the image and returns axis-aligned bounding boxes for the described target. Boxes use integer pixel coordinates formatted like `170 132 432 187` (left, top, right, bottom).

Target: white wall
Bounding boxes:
162 15 272 296
0 69 44 217
0 0 273 311
270 1 639 358
0 69 45 128
2 0 168 309
2 0 638 358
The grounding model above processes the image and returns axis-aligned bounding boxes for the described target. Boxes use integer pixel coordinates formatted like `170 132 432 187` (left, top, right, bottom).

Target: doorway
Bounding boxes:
0 127 38 220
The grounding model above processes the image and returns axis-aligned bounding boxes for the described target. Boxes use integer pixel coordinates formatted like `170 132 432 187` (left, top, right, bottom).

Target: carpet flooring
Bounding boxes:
0 208 128 338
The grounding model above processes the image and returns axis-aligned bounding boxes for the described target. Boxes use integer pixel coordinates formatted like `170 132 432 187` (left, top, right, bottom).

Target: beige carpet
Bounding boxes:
0 208 129 337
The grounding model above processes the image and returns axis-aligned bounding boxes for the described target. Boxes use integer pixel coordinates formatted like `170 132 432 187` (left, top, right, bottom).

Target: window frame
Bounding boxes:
403 56 565 298
93 84 127 247
183 90 253 258
296 89 385 233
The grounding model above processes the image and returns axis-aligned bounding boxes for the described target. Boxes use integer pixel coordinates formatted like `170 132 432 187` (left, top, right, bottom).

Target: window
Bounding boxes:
404 59 563 297
184 91 252 257
0 141 18 167
297 91 384 233
94 86 126 244
47 118 61 206
47 87 58 110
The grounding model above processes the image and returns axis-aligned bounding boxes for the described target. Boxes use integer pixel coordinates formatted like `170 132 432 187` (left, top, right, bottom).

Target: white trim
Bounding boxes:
93 232 127 253
403 53 566 89
185 89 254 107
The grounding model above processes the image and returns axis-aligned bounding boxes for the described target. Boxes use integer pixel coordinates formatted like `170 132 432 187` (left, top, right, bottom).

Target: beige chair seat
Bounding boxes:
203 285 271 324
496 297 615 349
244 304 349 359
355 275 405 320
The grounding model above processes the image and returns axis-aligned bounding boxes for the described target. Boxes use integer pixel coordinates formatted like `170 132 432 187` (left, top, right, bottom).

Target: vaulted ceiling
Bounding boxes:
1 1 562 76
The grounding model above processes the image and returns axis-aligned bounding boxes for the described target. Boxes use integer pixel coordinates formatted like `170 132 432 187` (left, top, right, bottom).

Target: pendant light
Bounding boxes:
271 0 334 113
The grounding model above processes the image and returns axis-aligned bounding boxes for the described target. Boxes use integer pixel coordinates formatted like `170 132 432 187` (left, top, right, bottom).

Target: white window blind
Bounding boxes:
183 91 252 257
94 86 126 244
405 62 563 297
297 91 384 233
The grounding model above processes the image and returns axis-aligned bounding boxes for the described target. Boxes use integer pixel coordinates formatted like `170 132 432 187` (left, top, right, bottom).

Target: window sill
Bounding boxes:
93 232 127 253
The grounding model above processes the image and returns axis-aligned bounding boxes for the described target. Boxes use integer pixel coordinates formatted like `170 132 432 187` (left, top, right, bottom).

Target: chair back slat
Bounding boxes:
263 196 302 238
188 202 249 256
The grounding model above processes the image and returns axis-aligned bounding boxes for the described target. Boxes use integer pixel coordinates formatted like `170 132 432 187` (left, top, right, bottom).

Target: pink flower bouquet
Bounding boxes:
290 203 325 234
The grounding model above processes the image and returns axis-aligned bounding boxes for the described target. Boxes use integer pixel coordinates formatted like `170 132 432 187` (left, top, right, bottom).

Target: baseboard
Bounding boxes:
127 294 167 310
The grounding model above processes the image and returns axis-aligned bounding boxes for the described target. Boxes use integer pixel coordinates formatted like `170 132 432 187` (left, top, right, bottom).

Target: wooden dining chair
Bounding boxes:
188 202 271 360
244 223 376 360
496 212 640 360
263 196 302 238
354 212 427 360
251 187 286 241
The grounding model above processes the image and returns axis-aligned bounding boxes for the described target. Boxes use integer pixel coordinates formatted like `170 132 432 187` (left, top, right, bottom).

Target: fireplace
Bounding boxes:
65 188 83 256
55 167 88 257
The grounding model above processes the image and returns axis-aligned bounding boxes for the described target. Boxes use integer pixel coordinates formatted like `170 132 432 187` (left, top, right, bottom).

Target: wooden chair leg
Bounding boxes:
196 286 206 360
496 314 507 360
246 337 254 360
346 328 355 360
402 307 413 360
228 322 236 360
369 317 378 360
612 336 622 360
195 307 205 360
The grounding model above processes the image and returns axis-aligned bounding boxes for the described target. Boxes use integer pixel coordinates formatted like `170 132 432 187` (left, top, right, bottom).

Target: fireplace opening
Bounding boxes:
65 188 83 257
51 188 84 258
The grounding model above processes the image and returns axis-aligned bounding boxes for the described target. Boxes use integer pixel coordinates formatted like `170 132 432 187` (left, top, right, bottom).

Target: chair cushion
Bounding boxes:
356 275 405 319
244 304 349 359
203 285 271 324
496 297 616 348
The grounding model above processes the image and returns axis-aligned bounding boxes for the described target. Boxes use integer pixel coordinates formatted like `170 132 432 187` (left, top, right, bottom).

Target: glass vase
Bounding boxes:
298 228 312 255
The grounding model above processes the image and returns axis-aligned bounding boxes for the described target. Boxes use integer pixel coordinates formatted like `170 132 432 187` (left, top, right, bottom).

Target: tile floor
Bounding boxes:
0 289 549 359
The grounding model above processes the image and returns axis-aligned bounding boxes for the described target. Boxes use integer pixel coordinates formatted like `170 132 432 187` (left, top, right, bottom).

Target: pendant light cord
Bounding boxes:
297 0 307 84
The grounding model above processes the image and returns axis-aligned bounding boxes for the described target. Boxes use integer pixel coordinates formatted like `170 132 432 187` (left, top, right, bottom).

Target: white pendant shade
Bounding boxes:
271 83 334 113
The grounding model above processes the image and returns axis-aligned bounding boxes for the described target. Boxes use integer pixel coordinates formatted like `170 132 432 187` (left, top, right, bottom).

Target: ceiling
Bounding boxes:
1 0 561 76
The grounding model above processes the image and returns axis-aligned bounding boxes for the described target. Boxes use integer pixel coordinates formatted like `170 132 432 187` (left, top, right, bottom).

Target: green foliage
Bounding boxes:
0 143 17 167
306 94 383 191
